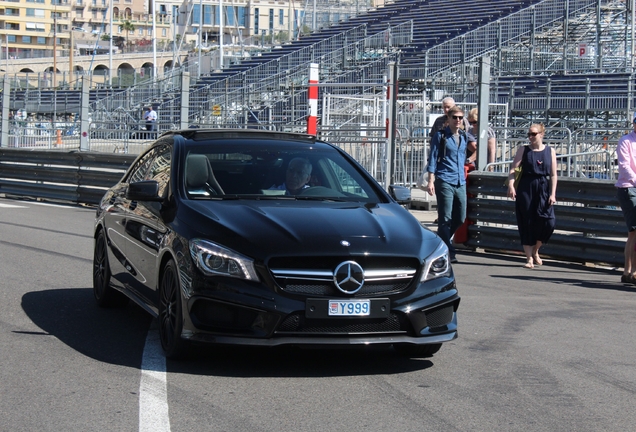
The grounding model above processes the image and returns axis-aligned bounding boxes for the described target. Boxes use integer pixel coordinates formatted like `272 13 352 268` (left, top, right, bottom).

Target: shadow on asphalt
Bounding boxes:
20 288 437 376
168 344 437 378
454 250 636 293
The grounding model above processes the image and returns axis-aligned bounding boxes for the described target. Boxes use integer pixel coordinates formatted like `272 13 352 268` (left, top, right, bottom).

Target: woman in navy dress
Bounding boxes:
506 123 557 268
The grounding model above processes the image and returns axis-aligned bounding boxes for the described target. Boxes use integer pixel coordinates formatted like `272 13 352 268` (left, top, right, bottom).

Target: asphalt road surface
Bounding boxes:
1 197 635 432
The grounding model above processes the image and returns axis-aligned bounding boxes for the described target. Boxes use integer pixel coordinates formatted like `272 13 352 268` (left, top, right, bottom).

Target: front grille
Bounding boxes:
425 304 454 329
276 312 411 335
269 255 420 298
282 282 410 296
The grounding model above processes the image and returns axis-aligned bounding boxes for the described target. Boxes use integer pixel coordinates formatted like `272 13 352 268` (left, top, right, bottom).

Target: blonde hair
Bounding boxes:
468 108 478 122
529 123 545 134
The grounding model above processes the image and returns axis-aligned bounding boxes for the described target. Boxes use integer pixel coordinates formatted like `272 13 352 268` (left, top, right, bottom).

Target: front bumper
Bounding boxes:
180 277 460 347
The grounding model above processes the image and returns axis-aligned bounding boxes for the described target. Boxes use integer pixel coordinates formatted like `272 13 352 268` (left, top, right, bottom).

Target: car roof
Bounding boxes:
159 128 319 143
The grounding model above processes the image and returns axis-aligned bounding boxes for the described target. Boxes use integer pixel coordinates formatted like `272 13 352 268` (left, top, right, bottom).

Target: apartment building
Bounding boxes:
0 1 366 69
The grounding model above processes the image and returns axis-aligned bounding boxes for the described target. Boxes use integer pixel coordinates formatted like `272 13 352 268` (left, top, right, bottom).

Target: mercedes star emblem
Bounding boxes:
333 261 364 294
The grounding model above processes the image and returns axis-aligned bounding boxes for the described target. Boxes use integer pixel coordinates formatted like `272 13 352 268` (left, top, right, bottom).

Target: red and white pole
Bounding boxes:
307 63 319 135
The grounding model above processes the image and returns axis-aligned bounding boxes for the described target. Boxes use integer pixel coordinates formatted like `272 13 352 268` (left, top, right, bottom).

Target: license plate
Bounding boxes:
305 298 389 318
328 299 370 316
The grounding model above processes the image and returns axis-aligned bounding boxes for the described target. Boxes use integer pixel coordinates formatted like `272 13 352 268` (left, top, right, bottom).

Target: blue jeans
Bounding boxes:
435 178 467 257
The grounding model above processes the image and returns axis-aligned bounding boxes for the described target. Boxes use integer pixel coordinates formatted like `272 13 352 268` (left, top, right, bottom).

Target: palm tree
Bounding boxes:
121 20 135 52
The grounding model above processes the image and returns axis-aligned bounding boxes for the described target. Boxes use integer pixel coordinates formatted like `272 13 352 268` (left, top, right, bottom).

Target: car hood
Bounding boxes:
179 200 437 259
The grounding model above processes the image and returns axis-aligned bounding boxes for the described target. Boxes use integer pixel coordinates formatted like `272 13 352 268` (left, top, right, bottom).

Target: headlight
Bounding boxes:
189 239 259 281
420 240 452 281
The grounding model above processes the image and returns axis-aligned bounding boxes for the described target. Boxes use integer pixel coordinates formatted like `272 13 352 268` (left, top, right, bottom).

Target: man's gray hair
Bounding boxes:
289 157 312 175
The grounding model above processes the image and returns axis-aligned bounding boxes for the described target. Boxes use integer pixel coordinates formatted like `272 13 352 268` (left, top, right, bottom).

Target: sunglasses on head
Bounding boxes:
527 132 539 137
451 115 464 120
469 120 477 125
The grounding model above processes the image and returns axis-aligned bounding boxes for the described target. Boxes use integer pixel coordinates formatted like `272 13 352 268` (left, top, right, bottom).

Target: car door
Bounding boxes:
103 149 156 289
123 143 172 307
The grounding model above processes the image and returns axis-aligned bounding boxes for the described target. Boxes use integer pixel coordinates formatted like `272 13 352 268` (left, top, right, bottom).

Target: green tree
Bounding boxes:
121 20 135 51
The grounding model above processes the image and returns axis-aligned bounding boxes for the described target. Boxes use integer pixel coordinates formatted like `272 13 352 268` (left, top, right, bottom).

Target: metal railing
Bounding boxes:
465 171 625 266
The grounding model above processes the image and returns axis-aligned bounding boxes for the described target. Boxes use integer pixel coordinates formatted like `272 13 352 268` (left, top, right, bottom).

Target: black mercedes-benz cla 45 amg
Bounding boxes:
93 129 459 358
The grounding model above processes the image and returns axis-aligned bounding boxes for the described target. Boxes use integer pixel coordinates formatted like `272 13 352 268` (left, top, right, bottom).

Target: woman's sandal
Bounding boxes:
533 255 543 266
523 260 534 269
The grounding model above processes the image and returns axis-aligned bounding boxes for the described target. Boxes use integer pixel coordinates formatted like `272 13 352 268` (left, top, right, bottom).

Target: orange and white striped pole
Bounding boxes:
307 63 319 135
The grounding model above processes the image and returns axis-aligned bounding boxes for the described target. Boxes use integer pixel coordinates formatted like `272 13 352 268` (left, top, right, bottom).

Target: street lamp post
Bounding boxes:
109 0 113 86
151 0 157 80
219 0 223 70
53 15 57 87
197 0 202 78
69 27 73 83
172 6 177 73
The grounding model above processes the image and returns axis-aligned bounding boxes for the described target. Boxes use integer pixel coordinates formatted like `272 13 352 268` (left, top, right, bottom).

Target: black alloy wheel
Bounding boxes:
393 343 442 358
159 260 187 359
93 230 128 307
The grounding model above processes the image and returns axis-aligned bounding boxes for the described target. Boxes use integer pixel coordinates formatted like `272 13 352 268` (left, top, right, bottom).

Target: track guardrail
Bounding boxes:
0 149 628 267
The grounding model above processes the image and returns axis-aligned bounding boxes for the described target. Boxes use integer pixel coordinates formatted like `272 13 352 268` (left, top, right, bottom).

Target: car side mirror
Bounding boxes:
389 185 411 205
126 180 163 202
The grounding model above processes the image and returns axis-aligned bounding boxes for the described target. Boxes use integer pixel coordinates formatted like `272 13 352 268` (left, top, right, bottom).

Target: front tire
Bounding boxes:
159 260 188 359
93 230 128 308
393 343 442 358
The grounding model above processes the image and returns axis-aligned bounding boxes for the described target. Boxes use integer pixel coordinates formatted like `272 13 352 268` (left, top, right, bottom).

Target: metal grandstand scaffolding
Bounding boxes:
301 0 377 33
3 0 635 185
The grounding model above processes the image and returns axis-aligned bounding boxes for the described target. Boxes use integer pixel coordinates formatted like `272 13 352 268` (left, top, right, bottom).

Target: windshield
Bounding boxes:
182 140 383 203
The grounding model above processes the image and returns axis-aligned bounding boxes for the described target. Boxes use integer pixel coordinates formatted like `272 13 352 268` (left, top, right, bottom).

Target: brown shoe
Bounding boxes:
621 274 635 284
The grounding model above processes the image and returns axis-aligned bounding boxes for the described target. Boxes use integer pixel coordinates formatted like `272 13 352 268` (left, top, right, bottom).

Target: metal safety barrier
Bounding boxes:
466 171 625 267
0 149 629 268
0 149 135 205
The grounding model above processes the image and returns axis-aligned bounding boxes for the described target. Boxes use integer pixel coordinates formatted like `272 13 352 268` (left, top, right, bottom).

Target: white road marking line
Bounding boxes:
0 203 28 208
139 324 171 432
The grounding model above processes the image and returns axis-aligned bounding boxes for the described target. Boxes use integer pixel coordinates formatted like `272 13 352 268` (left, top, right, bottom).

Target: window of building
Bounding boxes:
192 4 200 25
269 9 274 34
279 9 284 26
238 7 246 27
147 28 151 36
254 8 259 35
161 28 166 37
204 5 212 25
226 6 236 26
37 37 46 44
22 36 31 43
7 35 16 43
192 4 211 25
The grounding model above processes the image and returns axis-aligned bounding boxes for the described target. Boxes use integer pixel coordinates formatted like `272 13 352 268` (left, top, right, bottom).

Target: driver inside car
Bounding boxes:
270 157 313 195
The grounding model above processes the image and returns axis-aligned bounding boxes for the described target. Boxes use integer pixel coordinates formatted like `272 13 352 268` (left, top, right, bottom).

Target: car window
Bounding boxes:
322 159 370 198
145 145 171 197
127 149 155 184
183 140 383 202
